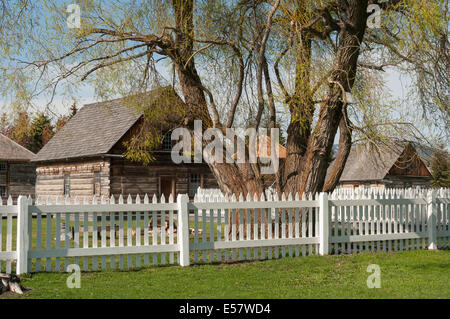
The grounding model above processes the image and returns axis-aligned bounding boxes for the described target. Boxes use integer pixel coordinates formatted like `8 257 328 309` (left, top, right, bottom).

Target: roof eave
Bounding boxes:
32 153 124 163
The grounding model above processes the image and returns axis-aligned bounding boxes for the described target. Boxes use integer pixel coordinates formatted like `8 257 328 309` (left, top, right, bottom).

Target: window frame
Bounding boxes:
94 172 101 196
162 132 172 151
0 162 7 172
189 173 202 197
0 185 7 198
64 175 70 196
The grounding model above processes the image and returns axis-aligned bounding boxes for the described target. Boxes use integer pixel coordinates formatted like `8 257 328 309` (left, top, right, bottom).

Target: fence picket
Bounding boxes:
252 193 258 260
274 193 279 259
201 201 207 263
194 203 199 263
288 193 293 257
373 191 379 252
224 198 229 261
161 194 167 265
301 199 306 257
136 200 142 268
55 212 61 272
260 193 266 260
370 191 375 252
267 192 273 260
143 195 149 266
83 211 88 271
35 212 42 272
208 195 214 263
6 210 12 274
216 200 222 262
239 194 244 261
142 195 149 266
119 208 125 269
169 194 175 265
380 191 386 252
358 191 364 253
345 191 351 254
421 197 426 249
110 208 116 269
0 209 3 272
101 212 106 269
231 194 237 261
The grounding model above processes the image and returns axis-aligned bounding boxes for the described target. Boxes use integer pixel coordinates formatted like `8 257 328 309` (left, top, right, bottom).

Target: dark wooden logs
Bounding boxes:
0 273 26 295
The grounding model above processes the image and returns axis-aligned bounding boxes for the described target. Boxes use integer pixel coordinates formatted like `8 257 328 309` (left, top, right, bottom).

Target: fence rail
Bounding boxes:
0 188 448 274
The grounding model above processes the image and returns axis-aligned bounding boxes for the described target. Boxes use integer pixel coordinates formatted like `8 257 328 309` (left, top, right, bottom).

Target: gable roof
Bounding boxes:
0 134 36 161
33 87 182 162
337 143 429 182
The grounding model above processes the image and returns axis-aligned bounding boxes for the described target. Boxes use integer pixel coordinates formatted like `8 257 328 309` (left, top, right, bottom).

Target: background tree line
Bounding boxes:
0 104 77 154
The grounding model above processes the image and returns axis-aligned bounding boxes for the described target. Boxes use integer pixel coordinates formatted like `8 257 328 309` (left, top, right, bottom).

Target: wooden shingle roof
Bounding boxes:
0 134 36 161
338 144 403 182
34 87 181 162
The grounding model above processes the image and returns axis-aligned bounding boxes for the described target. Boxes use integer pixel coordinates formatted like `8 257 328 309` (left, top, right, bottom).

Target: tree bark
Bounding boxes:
323 111 352 192
282 35 314 195
296 1 368 195
171 0 264 200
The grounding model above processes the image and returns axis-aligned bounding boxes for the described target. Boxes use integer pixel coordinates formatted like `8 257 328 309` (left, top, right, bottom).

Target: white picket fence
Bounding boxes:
0 188 448 274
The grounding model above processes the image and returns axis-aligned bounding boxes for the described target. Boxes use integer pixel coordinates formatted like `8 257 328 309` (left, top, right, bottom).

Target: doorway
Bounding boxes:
160 176 175 200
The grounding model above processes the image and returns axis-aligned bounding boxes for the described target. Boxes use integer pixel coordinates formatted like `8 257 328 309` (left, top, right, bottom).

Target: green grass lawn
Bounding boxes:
2 250 449 299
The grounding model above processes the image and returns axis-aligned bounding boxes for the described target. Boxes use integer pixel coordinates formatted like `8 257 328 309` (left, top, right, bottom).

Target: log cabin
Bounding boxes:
335 142 432 190
0 134 36 204
33 87 218 203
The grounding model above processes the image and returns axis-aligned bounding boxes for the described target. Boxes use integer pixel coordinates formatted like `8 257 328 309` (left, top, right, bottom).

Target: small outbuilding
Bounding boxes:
0 134 36 204
336 142 432 190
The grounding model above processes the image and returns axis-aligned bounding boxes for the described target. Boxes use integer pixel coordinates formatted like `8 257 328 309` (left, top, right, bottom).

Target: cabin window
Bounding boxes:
0 186 6 198
162 133 172 150
94 172 101 195
0 163 6 172
189 174 201 197
64 175 70 196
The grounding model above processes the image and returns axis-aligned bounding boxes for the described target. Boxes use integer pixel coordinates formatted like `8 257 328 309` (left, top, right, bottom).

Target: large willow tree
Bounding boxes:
0 0 448 197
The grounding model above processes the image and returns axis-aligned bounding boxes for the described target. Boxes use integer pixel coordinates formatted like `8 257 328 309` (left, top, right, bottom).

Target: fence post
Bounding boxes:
427 189 437 250
16 196 29 274
319 192 329 255
177 194 190 266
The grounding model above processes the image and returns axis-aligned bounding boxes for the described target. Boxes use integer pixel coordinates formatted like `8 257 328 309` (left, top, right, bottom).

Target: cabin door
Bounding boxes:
160 176 175 200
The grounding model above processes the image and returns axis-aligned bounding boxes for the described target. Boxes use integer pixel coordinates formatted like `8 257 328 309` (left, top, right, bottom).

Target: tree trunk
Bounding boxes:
323 112 352 192
296 1 368 195
172 0 264 198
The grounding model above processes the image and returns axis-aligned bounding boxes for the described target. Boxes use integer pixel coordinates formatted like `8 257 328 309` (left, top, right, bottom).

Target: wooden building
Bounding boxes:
33 88 217 202
335 142 432 190
0 134 36 204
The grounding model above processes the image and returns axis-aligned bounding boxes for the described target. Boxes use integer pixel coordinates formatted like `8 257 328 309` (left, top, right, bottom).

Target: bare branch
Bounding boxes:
254 0 281 130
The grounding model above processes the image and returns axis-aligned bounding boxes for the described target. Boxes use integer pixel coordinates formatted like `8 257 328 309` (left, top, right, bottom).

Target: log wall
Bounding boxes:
0 161 36 204
35 155 218 202
35 158 110 202
110 154 218 199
